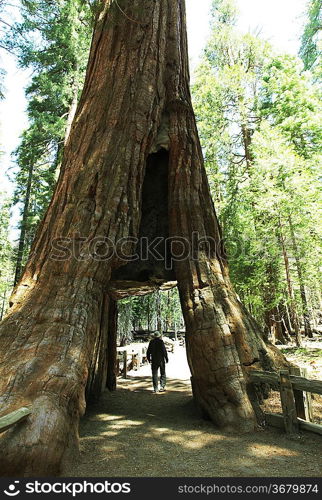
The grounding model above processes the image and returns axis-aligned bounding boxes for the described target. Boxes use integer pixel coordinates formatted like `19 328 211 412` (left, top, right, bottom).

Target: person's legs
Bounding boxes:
159 361 166 390
152 364 159 392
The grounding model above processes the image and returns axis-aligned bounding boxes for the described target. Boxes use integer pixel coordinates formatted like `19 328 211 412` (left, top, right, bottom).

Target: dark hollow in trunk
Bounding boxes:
112 148 174 283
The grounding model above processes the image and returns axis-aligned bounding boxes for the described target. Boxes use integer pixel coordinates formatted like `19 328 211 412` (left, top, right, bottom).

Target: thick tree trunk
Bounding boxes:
288 216 313 338
0 0 287 475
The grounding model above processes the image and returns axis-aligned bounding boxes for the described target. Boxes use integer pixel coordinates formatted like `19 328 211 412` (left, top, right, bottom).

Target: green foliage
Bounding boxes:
250 121 322 304
193 1 272 211
210 0 239 27
0 0 8 97
300 0 322 72
260 54 322 158
193 0 322 333
9 0 94 276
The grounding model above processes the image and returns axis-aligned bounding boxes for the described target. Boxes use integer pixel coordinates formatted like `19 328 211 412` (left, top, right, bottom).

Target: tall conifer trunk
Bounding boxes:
288 216 312 338
13 163 34 286
278 218 302 346
0 0 287 476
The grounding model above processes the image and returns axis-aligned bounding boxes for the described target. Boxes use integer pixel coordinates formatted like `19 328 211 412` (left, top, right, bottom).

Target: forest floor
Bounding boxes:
63 344 322 477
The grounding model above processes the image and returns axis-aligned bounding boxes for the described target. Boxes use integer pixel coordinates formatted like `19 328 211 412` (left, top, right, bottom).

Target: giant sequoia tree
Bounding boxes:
0 0 286 476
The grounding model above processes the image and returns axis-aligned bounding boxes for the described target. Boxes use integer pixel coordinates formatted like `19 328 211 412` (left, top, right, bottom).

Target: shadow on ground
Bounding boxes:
63 375 322 477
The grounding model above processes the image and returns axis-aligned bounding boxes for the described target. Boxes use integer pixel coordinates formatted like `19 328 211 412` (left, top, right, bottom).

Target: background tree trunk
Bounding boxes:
13 162 34 286
288 215 312 338
278 218 302 346
0 0 287 476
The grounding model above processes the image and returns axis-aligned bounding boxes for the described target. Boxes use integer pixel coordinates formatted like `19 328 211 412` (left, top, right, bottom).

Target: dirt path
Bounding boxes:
63 348 322 477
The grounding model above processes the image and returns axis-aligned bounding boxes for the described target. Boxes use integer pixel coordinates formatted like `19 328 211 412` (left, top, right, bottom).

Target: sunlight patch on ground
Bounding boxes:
127 347 192 381
152 429 226 449
108 419 144 429
89 414 124 422
248 444 299 458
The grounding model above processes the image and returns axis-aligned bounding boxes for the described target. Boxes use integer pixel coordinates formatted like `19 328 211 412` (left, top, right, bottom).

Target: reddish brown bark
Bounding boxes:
0 0 287 475
86 294 117 400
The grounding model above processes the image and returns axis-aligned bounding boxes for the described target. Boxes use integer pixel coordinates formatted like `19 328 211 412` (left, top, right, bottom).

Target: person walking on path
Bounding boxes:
147 332 168 393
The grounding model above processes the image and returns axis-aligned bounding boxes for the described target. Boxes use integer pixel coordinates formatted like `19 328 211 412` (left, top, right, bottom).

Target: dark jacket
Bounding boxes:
147 338 168 366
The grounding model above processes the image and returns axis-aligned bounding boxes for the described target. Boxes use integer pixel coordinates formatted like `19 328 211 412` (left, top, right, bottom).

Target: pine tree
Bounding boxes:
260 54 322 159
10 0 95 283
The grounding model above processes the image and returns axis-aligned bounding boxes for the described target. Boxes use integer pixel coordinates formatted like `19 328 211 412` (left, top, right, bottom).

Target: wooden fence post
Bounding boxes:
279 370 299 434
123 350 128 379
138 348 143 368
290 366 313 421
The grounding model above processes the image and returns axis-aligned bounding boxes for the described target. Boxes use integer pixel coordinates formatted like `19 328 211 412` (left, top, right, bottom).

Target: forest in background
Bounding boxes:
0 0 321 345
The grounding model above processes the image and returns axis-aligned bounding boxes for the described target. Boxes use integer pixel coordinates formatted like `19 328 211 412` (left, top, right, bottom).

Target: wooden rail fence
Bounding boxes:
2 366 320 438
250 367 322 436
116 343 149 378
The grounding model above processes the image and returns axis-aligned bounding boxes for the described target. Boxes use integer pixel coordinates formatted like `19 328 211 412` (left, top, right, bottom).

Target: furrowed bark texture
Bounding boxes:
0 0 287 475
